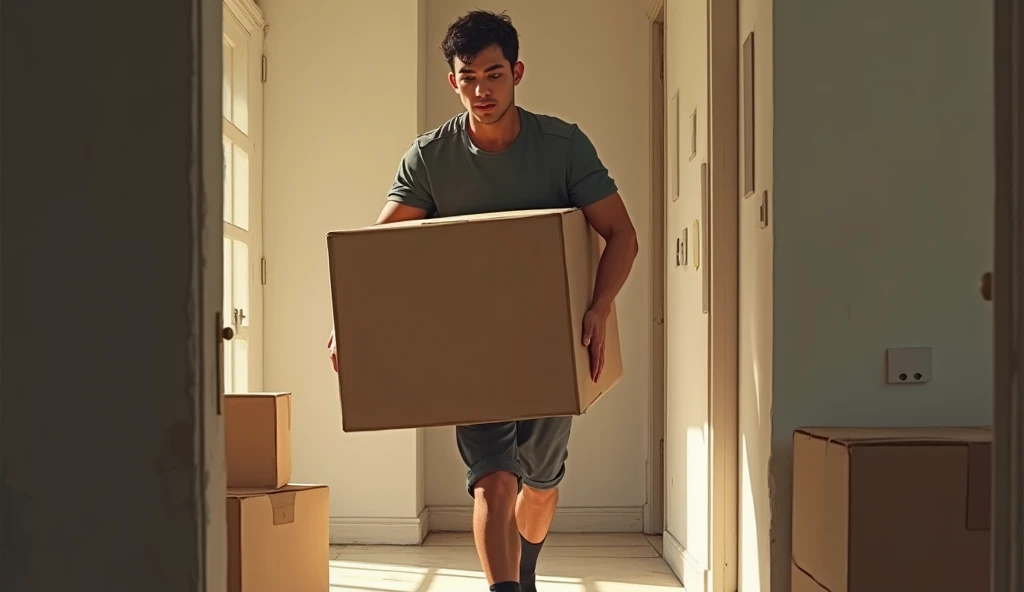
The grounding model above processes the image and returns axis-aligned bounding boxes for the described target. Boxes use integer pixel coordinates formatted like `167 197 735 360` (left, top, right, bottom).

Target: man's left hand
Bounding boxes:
582 305 610 383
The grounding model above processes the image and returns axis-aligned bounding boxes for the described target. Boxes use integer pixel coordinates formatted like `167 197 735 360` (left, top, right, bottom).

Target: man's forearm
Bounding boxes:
590 231 639 313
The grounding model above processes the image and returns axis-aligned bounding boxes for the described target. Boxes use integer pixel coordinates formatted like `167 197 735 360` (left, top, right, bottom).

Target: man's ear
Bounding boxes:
448 72 458 92
513 61 525 85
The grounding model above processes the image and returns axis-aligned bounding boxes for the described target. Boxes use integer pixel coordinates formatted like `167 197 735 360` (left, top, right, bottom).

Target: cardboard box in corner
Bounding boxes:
791 426 991 592
326 208 623 432
227 484 329 592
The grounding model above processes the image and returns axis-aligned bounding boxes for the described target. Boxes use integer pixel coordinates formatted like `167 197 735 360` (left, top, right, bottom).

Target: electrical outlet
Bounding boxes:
886 347 932 384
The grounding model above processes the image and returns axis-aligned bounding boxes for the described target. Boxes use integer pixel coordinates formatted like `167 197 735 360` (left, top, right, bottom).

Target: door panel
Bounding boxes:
664 1 711 590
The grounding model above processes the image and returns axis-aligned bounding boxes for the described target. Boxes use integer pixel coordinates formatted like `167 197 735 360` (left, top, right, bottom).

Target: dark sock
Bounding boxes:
519 534 546 592
490 582 521 592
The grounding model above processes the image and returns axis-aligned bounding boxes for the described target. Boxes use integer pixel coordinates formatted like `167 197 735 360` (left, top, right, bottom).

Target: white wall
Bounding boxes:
261 0 430 542
767 0 994 590
420 0 653 520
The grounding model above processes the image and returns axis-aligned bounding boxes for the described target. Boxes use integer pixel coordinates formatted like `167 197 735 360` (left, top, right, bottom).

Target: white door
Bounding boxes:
221 0 265 394
663 1 712 590
990 0 1023 587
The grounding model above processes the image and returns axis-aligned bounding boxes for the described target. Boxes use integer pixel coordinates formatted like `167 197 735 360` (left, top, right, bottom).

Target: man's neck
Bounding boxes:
467 105 521 153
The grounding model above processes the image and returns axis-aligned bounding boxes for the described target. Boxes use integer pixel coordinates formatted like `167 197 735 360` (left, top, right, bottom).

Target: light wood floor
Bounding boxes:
330 532 682 591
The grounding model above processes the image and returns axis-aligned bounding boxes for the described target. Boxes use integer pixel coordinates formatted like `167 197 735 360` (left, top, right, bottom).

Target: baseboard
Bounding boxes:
427 505 644 533
663 530 709 592
330 507 429 545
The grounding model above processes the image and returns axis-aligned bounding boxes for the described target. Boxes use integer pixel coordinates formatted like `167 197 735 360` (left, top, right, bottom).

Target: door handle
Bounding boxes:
980 271 993 302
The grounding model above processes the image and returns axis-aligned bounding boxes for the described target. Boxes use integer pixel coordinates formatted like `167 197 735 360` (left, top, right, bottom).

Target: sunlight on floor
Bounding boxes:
329 533 682 591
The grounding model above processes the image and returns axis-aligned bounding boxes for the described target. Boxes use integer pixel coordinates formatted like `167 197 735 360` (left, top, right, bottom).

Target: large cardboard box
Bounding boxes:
225 393 292 488
791 427 991 592
326 208 623 432
226 484 330 592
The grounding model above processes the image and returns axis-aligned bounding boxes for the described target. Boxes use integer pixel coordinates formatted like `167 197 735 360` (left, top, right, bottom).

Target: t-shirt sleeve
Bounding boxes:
387 142 436 213
566 125 618 208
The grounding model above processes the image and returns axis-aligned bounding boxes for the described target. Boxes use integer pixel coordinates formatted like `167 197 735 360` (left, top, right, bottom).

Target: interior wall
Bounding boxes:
260 0 429 540
737 0 774 588
421 0 653 517
1 0 221 588
768 0 994 590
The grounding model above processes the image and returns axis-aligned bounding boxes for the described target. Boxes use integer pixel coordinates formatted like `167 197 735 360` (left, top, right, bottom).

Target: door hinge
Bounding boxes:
261 55 268 83
261 257 267 285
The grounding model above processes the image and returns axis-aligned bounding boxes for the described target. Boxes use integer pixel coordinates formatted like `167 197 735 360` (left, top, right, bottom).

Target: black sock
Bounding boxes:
490 582 521 592
519 534 546 592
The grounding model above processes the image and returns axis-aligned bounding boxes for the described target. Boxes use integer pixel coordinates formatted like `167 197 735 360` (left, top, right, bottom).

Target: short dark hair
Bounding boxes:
440 10 520 72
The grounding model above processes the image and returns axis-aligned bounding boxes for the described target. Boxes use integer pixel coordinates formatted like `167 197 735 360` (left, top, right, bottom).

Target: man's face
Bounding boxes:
448 44 524 125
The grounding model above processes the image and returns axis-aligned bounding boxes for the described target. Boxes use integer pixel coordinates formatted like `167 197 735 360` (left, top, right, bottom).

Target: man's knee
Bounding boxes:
522 484 558 504
473 470 519 510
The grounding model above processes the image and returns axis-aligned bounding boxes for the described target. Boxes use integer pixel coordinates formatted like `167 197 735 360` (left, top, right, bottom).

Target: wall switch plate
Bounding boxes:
886 347 932 384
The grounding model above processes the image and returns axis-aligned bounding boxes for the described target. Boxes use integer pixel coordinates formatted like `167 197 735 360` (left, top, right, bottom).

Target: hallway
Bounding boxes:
330 533 682 591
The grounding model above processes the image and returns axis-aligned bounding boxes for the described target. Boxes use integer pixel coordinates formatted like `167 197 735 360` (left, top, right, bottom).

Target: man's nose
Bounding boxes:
474 84 490 97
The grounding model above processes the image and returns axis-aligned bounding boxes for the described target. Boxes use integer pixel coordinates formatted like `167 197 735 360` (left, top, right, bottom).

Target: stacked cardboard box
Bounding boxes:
325 208 624 432
224 393 330 592
791 426 991 592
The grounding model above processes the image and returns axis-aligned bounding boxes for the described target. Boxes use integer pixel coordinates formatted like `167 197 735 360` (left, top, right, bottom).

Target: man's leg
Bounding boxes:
456 422 524 590
515 416 573 592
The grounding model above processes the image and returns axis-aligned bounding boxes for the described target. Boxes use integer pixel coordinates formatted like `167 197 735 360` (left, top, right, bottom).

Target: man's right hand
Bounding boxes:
327 329 338 373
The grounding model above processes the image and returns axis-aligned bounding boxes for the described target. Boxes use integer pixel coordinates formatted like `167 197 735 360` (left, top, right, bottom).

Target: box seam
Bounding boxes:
558 215 582 414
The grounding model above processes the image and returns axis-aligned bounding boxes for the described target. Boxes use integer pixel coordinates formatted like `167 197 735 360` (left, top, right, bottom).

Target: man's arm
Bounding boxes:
583 192 639 315
375 201 429 225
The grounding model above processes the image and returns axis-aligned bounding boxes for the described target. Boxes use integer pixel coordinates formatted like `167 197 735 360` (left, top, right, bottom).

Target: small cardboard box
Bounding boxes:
225 393 292 488
226 484 329 592
791 426 991 592
326 208 623 432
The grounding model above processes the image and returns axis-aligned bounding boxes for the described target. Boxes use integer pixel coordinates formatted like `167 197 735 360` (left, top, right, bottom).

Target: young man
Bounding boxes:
328 10 638 592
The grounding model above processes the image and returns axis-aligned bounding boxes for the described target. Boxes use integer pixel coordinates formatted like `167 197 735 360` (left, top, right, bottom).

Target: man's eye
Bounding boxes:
461 77 475 83
489 73 501 79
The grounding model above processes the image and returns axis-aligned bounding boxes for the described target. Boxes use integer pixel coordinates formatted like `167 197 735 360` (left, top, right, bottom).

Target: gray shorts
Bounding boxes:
455 416 573 497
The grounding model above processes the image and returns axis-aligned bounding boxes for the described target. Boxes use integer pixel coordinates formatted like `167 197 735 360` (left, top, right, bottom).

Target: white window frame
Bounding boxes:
222 0 266 393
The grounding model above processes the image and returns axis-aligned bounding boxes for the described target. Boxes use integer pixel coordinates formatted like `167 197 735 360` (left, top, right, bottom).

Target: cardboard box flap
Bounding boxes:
327 207 576 236
226 483 328 500
224 392 291 399
796 426 991 446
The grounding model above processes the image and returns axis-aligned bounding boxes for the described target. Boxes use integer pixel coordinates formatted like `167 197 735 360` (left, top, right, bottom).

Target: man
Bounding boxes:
327 10 638 592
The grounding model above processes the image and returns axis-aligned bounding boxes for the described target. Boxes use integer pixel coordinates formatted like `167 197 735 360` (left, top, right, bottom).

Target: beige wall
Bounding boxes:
421 0 653 516
261 0 429 539
767 0 993 590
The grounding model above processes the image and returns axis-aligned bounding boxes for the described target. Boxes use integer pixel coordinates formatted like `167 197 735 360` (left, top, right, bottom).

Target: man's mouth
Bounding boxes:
474 102 497 112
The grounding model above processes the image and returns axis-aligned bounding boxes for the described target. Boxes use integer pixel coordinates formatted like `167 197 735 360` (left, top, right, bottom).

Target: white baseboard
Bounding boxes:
330 508 429 545
427 505 644 533
662 530 709 592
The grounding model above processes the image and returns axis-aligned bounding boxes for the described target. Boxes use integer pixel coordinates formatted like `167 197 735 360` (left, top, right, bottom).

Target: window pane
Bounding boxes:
231 239 249 327
222 137 233 224
233 338 249 393
222 39 233 121
231 144 249 230
223 236 232 326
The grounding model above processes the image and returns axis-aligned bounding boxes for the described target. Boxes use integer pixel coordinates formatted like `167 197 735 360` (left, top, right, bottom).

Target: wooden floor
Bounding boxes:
330 532 682 591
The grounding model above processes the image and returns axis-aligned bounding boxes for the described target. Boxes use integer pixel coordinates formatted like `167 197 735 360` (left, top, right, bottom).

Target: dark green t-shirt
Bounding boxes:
387 107 618 217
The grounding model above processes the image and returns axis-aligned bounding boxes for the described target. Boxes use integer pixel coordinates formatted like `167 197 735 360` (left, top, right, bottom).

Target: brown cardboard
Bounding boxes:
225 393 292 488
792 562 829 592
326 208 623 432
791 426 991 592
226 484 330 592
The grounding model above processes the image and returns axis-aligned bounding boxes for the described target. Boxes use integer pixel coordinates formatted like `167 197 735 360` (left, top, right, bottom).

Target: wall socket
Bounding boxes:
886 347 933 384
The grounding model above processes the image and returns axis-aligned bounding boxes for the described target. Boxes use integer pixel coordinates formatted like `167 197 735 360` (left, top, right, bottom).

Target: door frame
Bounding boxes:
646 1 740 590
645 0 667 537
991 0 1023 587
